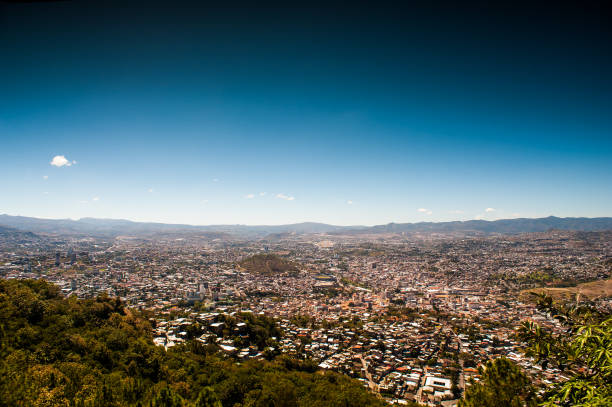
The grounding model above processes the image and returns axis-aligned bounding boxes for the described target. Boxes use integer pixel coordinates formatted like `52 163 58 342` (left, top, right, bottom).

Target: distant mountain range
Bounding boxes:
0 214 611 239
359 217 612 235
0 225 45 245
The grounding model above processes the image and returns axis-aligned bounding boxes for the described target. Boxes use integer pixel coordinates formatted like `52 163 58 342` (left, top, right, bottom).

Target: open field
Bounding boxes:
521 278 612 301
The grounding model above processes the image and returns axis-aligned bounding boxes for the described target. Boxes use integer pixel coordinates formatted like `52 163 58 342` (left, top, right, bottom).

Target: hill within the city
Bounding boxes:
238 254 301 275
0 279 387 407
1 214 611 239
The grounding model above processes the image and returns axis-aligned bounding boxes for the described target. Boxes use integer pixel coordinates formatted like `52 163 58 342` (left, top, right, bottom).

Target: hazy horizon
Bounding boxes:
2 212 611 229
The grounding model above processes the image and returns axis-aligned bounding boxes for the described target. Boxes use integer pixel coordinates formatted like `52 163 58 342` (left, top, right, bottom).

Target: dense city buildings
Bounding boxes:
1 225 610 406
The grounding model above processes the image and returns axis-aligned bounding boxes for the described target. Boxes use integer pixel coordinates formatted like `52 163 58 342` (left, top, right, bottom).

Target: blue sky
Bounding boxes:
1 1 611 225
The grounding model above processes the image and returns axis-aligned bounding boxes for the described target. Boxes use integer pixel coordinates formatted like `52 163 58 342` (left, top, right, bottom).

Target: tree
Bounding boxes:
518 294 612 406
0 280 387 407
459 357 537 407
195 387 222 407
150 385 183 407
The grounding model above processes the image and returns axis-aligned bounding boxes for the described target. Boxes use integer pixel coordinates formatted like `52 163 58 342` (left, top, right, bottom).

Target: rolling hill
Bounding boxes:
238 254 301 275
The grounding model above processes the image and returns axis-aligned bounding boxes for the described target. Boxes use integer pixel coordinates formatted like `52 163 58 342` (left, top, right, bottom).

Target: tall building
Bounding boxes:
55 252 61 267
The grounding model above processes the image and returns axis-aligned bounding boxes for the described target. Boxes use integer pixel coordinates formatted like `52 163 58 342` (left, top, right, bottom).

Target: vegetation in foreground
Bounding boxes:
461 292 611 407
459 357 537 407
0 279 385 407
0 279 609 407
517 294 611 406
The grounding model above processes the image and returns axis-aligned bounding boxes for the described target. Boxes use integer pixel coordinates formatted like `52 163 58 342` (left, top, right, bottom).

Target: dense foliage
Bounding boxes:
459 357 537 407
518 294 612 406
459 294 611 407
0 279 386 407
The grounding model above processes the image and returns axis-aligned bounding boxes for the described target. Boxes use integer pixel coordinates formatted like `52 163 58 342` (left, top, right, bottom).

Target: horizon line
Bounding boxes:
2 213 610 229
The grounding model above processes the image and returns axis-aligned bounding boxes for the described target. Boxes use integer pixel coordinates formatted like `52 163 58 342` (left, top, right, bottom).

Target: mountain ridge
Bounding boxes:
1 214 611 238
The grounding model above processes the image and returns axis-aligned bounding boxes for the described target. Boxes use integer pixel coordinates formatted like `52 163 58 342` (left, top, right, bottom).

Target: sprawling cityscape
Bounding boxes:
1 218 610 406
2 1 610 406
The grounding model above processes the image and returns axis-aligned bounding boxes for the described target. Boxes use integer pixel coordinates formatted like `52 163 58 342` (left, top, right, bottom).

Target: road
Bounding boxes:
359 355 379 393
452 330 465 391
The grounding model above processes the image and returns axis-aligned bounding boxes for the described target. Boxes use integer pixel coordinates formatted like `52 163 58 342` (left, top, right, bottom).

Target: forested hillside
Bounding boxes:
0 279 386 407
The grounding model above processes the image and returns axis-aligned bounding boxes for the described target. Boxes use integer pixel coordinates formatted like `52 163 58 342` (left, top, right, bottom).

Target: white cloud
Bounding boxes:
245 194 255 199
449 209 464 214
418 208 432 215
259 192 267 196
475 210 503 220
78 200 88 204
276 193 295 201
50 155 76 167
347 200 353 205
148 188 154 193
212 178 219 182
202 199 209 204
43 175 49 180
92 197 100 202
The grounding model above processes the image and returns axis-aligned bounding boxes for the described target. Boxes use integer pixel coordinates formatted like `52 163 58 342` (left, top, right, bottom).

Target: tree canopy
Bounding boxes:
0 279 386 407
459 357 537 407
518 294 611 406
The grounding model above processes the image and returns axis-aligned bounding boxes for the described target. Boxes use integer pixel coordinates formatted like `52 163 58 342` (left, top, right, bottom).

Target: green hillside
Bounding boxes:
0 279 385 407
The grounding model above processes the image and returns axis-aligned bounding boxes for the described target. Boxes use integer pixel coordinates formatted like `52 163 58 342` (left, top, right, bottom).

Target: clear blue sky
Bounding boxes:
1 1 611 225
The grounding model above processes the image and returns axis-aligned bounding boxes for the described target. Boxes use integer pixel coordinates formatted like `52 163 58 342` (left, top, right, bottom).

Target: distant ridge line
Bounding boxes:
0 214 611 238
